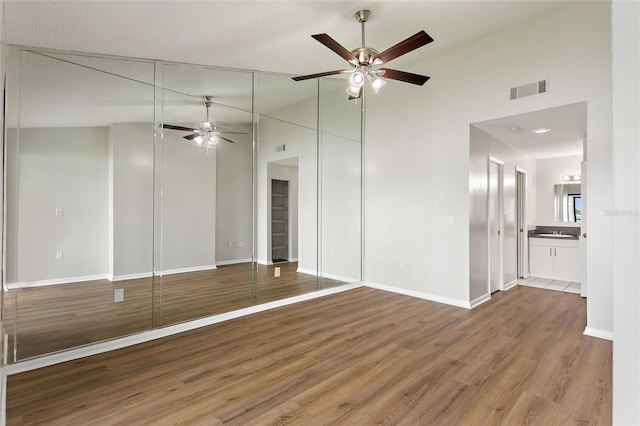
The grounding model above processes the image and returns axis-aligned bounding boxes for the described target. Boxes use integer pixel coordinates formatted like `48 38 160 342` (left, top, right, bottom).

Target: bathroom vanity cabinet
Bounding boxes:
529 237 580 282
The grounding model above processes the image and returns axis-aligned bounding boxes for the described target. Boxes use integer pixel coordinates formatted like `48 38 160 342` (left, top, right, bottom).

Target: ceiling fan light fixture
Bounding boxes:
346 84 362 98
369 74 386 94
194 135 204 145
349 69 366 88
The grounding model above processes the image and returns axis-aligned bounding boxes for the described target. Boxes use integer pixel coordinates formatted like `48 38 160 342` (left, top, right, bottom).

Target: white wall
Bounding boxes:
215 133 253 264
535 154 583 226
321 133 361 282
160 133 216 272
6 127 110 284
108 123 154 279
366 0 612 329
611 1 640 423
469 126 536 301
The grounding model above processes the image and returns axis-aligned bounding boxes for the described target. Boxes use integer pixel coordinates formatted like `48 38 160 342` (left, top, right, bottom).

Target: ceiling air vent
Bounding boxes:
510 80 547 100
276 144 286 152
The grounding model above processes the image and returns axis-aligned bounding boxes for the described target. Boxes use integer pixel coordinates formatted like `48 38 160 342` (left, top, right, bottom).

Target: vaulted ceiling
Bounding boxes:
4 1 570 75
5 1 584 158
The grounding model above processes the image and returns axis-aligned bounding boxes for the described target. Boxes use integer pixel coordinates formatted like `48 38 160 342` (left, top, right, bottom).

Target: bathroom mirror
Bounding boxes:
554 183 582 222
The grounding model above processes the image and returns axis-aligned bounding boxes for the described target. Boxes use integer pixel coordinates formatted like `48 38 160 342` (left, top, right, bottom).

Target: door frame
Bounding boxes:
488 156 504 294
516 167 528 279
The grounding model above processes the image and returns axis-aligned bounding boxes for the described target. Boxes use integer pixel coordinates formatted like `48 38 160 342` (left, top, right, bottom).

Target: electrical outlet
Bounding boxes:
114 288 124 303
238 241 244 248
275 267 280 277
448 215 455 225
399 259 405 270
55 251 64 260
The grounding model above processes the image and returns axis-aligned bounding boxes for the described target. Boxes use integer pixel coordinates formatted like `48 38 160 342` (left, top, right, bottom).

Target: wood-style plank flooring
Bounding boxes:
7 286 611 425
4 262 345 360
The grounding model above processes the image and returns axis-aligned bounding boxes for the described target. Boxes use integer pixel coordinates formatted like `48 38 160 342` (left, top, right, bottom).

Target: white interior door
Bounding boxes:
488 158 504 293
516 168 527 278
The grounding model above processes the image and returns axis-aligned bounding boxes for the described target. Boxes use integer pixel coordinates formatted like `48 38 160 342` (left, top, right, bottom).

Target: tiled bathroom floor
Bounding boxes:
517 277 581 294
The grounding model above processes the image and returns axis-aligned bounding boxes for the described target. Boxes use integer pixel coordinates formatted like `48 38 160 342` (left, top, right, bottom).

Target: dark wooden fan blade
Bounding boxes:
372 31 433 64
163 124 197 132
219 136 236 144
312 34 358 63
183 133 200 140
292 69 345 81
379 68 430 86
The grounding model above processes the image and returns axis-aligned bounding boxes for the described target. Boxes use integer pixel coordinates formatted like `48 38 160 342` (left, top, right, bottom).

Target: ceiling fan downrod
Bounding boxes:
355 10 370 48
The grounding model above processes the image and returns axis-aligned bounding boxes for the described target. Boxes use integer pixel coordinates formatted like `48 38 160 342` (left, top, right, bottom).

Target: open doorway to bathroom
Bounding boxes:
469 102 587 303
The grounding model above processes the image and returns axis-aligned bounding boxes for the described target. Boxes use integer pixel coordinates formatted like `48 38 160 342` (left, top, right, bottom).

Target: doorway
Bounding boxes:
267 159 299 265
271 179 289 262
488 157 504 294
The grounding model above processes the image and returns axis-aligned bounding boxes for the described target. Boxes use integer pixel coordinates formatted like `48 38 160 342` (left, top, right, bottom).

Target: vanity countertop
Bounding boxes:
529 233 579 240
528 226 580 240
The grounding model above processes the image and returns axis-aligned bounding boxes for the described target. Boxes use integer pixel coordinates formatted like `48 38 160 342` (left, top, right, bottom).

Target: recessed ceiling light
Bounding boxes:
531 127 551 134
507 125 522 131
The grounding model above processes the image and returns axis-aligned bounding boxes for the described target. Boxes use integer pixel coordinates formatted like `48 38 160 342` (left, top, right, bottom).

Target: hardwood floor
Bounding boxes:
4 262 346 360
6 286 611 425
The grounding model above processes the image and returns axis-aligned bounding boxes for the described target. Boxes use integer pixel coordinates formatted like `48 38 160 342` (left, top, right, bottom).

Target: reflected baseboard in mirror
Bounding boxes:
4 262 349 360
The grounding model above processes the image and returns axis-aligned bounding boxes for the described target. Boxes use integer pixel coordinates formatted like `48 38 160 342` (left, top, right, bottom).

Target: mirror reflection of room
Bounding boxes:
3 47 363 361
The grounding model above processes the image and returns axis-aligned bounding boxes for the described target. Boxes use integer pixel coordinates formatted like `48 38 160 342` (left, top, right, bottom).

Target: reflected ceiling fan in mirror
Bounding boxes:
162 96 246 153
292 9 433 99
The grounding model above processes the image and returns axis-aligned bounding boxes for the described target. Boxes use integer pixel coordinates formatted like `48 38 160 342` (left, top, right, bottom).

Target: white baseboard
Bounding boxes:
216 258 252 266
583 326 613 341
3 282 364 376
470 292 491 308
503 280 517 290
319 271 358 283
7 274 110 289
364 281 471 309
155 265 217 276
296 267 357 283
258 259 300 266
110 272 153 282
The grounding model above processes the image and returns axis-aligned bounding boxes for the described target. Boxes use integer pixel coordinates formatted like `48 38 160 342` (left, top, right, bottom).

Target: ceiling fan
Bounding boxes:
162 96 246 152
292 10 433 99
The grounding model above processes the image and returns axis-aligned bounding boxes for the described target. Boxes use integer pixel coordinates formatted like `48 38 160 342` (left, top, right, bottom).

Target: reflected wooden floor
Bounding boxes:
4 262 346 360
6 286 611 425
